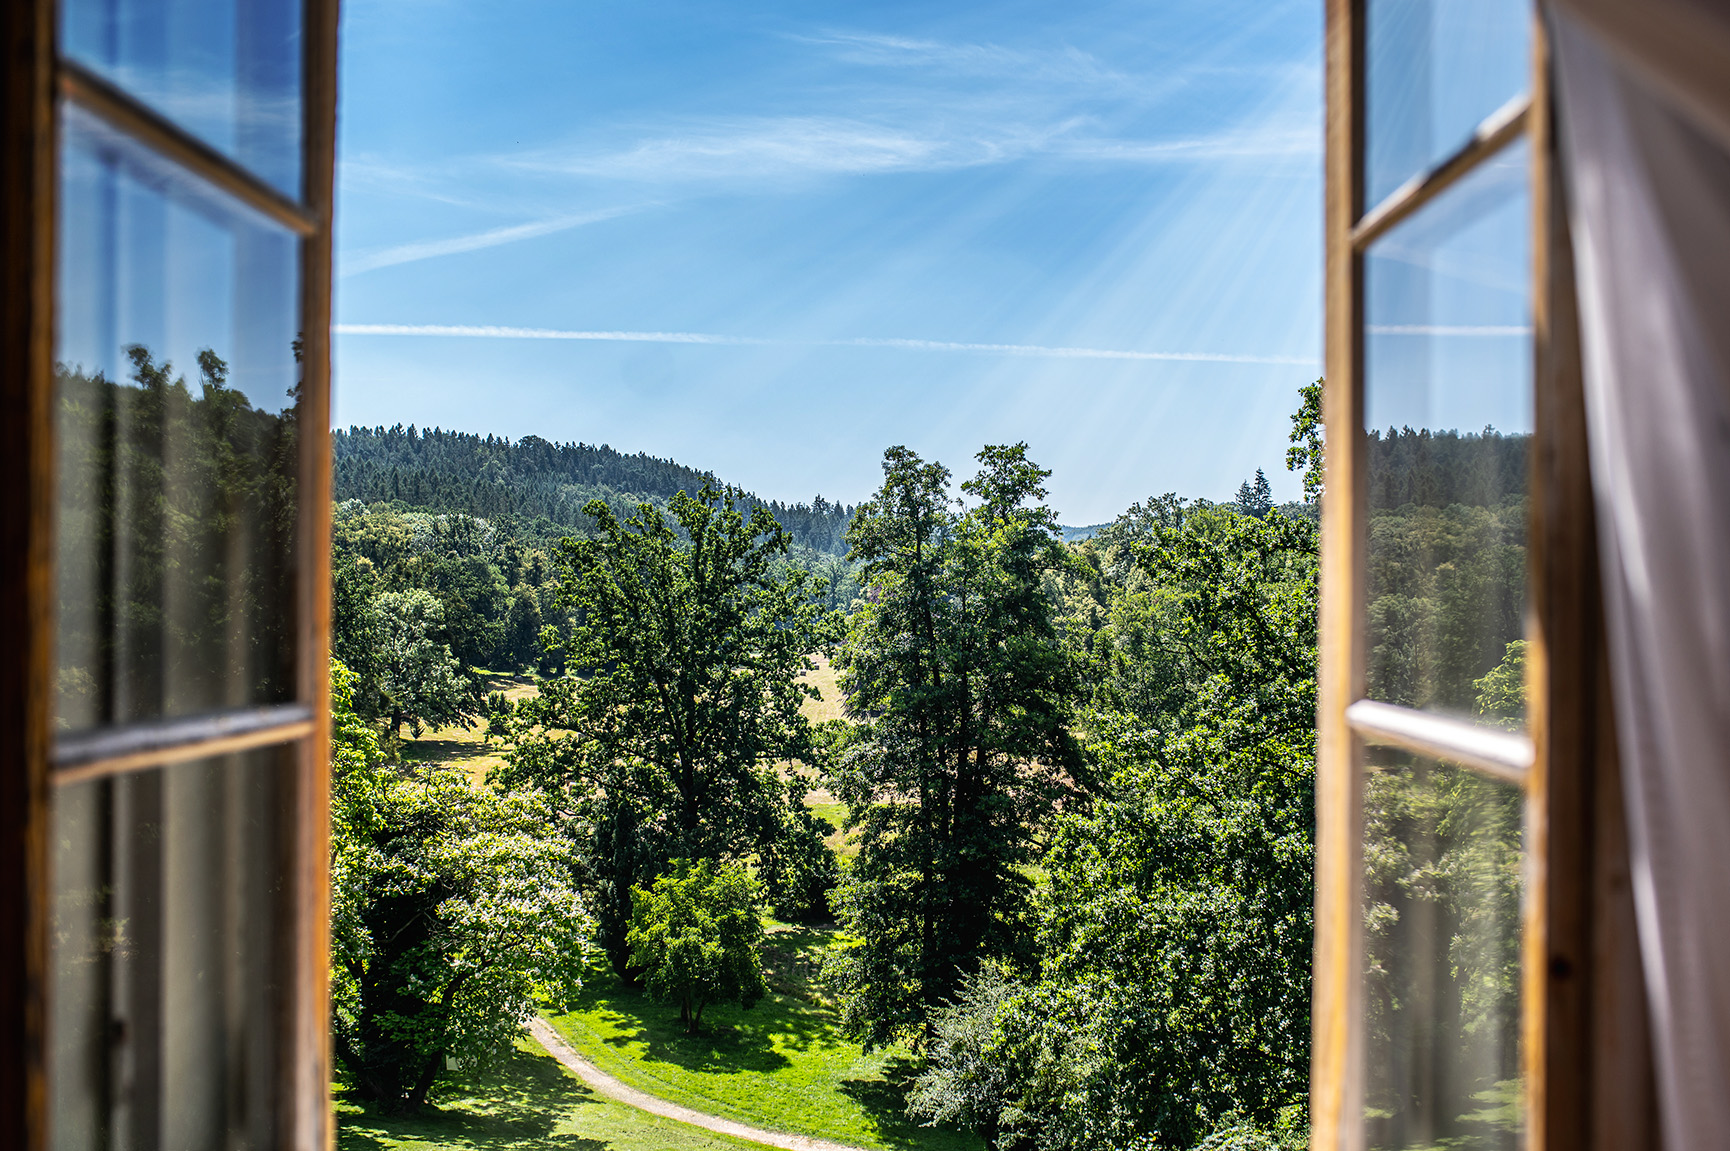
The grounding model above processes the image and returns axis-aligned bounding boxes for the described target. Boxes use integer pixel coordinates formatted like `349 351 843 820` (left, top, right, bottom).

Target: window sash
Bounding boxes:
0 0 337 1144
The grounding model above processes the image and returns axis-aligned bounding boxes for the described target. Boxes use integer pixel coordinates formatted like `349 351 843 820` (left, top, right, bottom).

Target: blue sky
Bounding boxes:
332 0 1324 524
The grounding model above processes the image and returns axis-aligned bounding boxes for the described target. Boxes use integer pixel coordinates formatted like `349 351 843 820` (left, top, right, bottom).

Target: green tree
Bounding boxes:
328 660 588 1114
491 483 835 973
1286 377 1325 504
1473 639 1526 725
1235 468 1274 517
371 588 471 738
626 858 767 1032
827 443 1084 1049
757 796 840 923
501 585 544 670
910 396 1323 1149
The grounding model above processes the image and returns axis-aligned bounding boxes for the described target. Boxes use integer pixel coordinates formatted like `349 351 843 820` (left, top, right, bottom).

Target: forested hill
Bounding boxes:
332 424 856 553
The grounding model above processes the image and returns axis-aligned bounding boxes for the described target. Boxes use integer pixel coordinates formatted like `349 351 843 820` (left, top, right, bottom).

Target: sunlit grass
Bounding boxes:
399 671 537 784
544 927 981 1151
335 1033 767 1151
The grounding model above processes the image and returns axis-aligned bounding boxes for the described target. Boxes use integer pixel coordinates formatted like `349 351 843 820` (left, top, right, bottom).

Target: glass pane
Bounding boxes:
50 747 292 1150
1366 0 1529 209
61 0 303 197
56 107 301 734
1363 139 1529 725
1364 751 1523 1150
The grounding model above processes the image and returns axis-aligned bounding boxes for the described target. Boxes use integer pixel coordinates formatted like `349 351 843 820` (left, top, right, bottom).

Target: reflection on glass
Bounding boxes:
1364 751 1523 1150
1364 140 1529 725
1366 0 1529 208
56 108 300 733
50 748 291 1149
61 0 303 197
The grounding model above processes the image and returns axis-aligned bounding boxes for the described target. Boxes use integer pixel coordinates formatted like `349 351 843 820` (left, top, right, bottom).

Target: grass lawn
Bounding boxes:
544 927 981 1151
336 1033 768 1151
798 655 846 724
399 671 537 785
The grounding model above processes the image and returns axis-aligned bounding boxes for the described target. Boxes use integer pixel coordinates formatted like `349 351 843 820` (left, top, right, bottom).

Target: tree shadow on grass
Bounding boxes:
839 1055 986 1151
577 968 845 1076
335 1046 608 1151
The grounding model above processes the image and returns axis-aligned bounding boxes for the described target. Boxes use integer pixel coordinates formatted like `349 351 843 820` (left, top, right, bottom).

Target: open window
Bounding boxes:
0 0 337 1145
1311 3 1656 1150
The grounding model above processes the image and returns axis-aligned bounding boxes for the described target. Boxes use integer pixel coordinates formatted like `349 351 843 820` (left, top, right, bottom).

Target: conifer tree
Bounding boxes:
827 444 1084 1048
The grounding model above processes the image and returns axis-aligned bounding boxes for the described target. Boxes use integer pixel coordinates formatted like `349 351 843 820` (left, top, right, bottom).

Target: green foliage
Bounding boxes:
370 589 473 738
56 348 297 724
333 424 858 555
1286 377 1324 504
1234 468 1273 518
904 968 1022 1142
758 799 841 923
907 388 1322 1151
1363 424 1528 717
627 859 767 1032
329 661 589 1114
490 483 837 975
1473 639 1526 727
827 443 1085 1050
1363 757 1522 1148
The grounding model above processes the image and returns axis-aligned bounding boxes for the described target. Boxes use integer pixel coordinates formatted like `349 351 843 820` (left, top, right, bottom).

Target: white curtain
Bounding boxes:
1548 3 1730 1148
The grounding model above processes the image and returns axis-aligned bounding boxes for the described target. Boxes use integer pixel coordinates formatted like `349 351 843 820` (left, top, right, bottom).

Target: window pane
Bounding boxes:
61 0 303 197
56 107 301 734
50 747 292 1150
1363 140 1529 725
1366 0 1529 209
1364 751 1523 1150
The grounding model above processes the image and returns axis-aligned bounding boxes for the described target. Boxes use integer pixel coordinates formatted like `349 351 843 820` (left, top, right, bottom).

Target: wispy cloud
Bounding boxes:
792 30 1130 89
335 323 1317 365
508 117 1025 181
507 111 1310 186
341 207 642 275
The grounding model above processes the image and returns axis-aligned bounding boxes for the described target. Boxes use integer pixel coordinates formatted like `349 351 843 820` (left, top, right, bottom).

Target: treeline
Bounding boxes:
333 424 857 554
56 348 299 729
1365 425 1529 719
330 384 1522 1146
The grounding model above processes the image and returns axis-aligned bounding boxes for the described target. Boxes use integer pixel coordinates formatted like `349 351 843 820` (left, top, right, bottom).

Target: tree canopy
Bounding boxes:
490 483 838 973
627 858 768 1033
329 660 588 1113
826 442 1085 1050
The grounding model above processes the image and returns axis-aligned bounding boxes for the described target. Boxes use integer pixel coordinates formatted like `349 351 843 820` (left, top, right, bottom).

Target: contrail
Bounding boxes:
334 323 1318 365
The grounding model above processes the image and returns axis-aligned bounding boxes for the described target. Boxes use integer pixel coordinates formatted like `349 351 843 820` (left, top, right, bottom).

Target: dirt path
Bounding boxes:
526 1016 869 1151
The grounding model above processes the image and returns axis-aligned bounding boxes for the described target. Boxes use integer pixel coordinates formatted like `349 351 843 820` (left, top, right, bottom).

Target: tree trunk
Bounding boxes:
405 1048 444 1112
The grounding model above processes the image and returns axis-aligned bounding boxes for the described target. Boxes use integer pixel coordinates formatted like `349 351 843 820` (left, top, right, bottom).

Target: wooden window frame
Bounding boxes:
0 0 339 1145
1311 4 1656 1151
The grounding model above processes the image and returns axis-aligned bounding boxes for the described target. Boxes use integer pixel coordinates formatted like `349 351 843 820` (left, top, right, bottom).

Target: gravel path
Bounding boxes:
526 1016 869 1151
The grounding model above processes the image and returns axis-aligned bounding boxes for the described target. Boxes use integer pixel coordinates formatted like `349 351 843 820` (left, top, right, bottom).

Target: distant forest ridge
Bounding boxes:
1366 425 1531 510
332 424 856 554
335 424 1115 554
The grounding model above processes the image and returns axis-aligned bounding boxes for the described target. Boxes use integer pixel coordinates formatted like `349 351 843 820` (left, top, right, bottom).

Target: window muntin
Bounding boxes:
1365 0 1530 208
61 0 305 197
1364 140 1531 725
55 107 301 734
1363 750 1523 1151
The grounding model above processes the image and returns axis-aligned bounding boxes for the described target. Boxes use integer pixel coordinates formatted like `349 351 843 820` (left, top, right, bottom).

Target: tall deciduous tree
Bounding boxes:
370 588 471 738
491 483 835 974
328 661 588 1114
827 444 1083 1049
